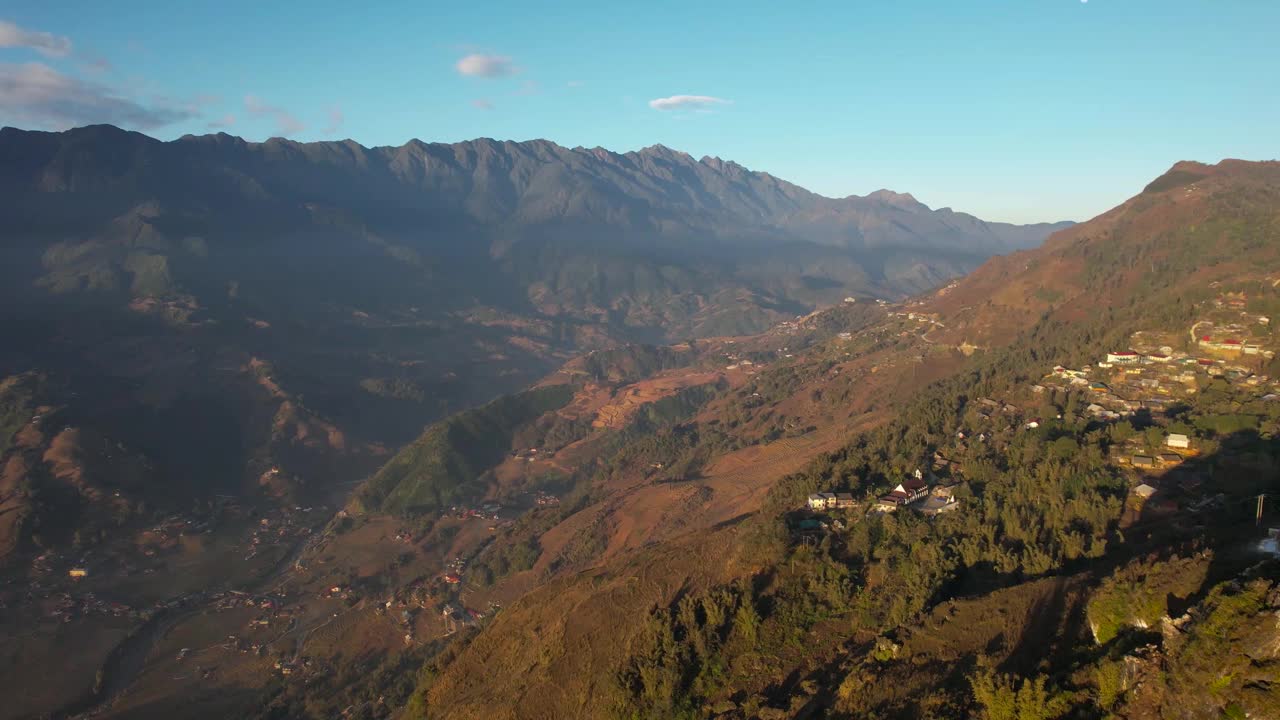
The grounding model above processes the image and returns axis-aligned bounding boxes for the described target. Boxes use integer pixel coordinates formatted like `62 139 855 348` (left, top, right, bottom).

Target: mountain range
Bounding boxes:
0 124 1141 720
0 124 1070 341
0 125 1072 557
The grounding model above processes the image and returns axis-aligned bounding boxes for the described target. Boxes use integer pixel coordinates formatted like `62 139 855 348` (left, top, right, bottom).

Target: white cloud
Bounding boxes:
207 113 235 129
244 94 305 136
455 53 515 78
322 105 343 135
0 62 194 129
0 20 72 58
471 98 494 111
648 94 731 112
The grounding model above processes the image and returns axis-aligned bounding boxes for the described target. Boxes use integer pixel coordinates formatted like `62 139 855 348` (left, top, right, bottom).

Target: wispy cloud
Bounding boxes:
648 94 731 112
566 80 584 88
471 98 494 111
245 94 305 136
0 20 72 58
322 105 343 135
455 53 515 78
0 62 194 129
207 113 235 129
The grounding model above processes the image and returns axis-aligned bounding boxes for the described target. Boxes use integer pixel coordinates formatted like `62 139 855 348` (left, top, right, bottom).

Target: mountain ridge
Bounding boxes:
0 123 1073 239
0 123 1074 352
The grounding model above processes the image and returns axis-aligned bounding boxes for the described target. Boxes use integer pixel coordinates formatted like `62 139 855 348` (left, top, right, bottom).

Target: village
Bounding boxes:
798 289 1280 534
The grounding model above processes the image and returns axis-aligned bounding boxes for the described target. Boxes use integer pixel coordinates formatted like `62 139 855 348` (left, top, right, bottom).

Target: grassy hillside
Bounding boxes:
357 384 575 516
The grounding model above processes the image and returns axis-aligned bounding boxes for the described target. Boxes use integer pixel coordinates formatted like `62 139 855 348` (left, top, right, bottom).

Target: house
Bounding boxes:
819 492 837 508
918 494 959 517
1107 351 1140 364
872 497 900 513
879 477 929 509
1166 433 1191 449
921 484 962 512
834 493 857 509
1158 453 1182 465
807 494 826 511
68 568 87 579
1133 483 1158 498
1132 455 1156 468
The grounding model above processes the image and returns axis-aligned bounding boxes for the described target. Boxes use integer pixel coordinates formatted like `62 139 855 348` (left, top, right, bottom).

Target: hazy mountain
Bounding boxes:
0 125 1070 341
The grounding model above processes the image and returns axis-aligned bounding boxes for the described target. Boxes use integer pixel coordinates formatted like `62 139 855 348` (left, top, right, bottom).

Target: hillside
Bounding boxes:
357 159 1280 720
917 159 1280 348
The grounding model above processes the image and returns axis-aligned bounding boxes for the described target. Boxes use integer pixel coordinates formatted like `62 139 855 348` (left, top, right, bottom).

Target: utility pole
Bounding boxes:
1257 493 1266 526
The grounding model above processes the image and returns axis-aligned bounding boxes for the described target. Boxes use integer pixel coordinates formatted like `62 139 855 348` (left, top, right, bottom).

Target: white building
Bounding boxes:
1106 351 1140 364
1166 433 1191 449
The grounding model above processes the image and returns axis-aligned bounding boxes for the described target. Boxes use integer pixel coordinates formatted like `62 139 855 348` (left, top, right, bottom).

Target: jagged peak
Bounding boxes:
867 188 929 211
636 143 693 160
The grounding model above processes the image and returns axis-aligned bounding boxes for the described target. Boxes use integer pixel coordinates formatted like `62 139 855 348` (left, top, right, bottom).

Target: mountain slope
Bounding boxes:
918 159 1280 347
383 159 1280 720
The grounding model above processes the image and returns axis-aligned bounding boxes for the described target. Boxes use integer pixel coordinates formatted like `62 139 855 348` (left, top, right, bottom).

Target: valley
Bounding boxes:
1 140 1278 720
0 1 1273 717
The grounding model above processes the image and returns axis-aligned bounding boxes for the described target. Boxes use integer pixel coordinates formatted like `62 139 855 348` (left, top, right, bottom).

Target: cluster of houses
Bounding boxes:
1127 433 1192 464
533 492 560 507
1125 433 1195 483
246 509 315 560
806 491 858 510
451 502 504 521
806 470 961 520
1045 337 1278 418
874 471 961 517
512 448 541 462
887 310 945 329
724 356 762 373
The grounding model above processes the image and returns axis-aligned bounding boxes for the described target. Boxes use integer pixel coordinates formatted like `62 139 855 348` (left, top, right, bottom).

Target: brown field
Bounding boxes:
422 527 752 720
589 371 726 429
0 615 132 720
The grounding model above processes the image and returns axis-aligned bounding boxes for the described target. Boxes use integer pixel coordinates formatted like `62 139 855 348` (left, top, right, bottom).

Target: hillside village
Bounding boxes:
797 286 1280 537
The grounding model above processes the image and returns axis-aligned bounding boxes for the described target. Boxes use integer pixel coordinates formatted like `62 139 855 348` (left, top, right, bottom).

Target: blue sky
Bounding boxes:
1 0 1276 223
